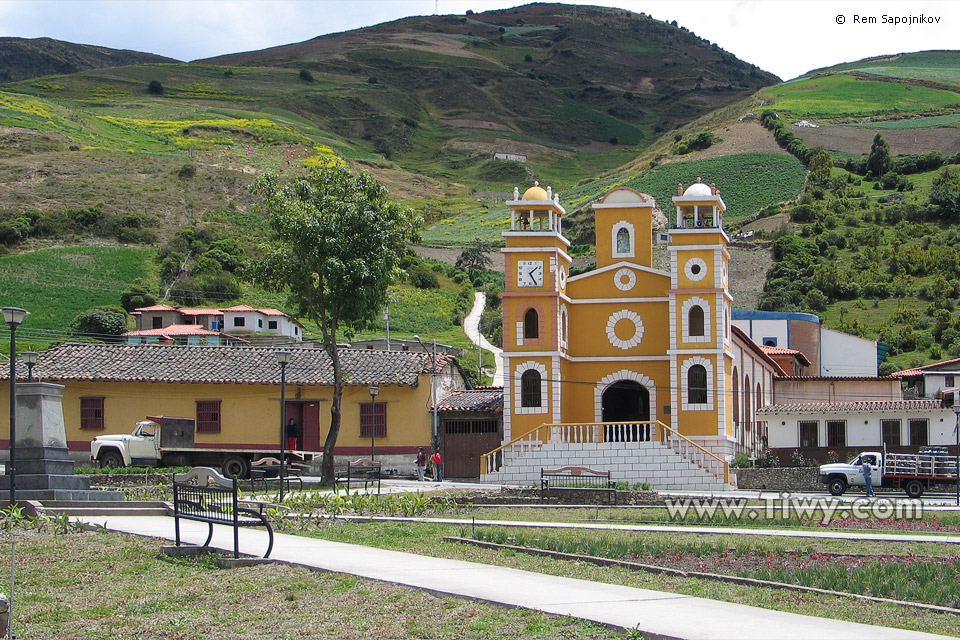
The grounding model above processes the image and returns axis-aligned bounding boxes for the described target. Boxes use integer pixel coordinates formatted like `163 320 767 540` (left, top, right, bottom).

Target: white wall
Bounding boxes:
764 408 954 448
821 327 877 377
732 318 789 348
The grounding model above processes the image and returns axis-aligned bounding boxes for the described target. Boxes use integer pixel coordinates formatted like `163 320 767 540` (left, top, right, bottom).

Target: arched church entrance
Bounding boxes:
601 380 651 441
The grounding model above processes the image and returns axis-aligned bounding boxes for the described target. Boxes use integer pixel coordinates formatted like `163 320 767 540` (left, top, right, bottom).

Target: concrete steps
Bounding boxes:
35 500 170 518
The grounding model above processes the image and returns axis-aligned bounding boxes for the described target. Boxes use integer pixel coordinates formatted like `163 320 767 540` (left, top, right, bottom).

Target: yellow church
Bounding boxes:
480 180 781 490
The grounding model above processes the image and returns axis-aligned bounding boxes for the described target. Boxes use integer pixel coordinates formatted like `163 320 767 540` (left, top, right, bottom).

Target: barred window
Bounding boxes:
827 420 846 447
687 365 708 404
80 397 105 430
521 369 542 408
799 421 818 448
360 402 387 438
196 400 221 433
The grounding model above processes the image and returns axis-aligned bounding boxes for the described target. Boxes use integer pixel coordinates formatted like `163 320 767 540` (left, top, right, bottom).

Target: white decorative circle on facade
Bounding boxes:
605 309 644 350
684 257 708 282
613 268 636 291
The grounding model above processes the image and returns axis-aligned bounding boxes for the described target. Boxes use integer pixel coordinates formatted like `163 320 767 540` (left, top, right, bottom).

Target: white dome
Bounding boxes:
683 182 713 197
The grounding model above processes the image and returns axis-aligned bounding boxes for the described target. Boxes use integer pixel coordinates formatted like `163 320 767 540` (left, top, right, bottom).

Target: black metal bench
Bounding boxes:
173 467 277 559
541 466 616 505
247 457 306 494
335 458 382 493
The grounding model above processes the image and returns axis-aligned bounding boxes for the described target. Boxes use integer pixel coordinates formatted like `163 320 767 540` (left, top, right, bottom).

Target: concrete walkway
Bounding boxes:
463 291 503 386
76 514 953 640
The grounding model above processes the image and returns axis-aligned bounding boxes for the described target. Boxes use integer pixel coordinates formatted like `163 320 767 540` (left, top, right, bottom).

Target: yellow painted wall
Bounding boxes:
594 206 653 269
0 378 434 452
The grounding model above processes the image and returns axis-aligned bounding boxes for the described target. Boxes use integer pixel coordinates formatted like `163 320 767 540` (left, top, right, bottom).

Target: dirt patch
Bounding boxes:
413 244 505 271
668 121 788 162
728 243 773 310
442 119 514 132
791 125 960 155
447 137 572 159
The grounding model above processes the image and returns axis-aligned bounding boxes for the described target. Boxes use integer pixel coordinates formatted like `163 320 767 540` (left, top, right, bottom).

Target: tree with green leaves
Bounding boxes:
249 165 421 482
455 238 494 275
806 146 832 186
867 133 892 178
71 306 128 340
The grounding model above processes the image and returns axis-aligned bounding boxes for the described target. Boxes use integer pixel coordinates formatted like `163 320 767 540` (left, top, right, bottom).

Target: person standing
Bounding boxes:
861 455 874 497
415 447 426 482
431 450 443 482
286 418 298 452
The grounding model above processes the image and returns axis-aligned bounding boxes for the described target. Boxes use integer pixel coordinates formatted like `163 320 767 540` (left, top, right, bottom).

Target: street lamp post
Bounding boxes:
3 307 29 507
368 386 380 460
22 352 38 383
276 350 292 503
953 400 960 507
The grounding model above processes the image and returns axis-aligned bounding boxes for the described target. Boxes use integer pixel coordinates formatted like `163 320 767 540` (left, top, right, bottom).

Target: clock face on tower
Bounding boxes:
517 260 544 287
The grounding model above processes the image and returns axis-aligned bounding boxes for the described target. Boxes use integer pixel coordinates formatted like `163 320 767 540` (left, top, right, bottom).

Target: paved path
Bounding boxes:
463 291 503 386
76 514 953 640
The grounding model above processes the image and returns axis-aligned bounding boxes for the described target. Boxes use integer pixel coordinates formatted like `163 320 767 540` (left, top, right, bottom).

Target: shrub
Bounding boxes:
71 306 128 340
408 265 439 289
790 450 807 467
299 69 314 83
730 453 753 468
755 449 780 468
177 164 196 179
147 80 163 95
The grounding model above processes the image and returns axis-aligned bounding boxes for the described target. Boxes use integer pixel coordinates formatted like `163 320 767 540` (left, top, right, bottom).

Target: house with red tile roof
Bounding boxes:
133 304 305 341
122 324 250 346
1 343 466 474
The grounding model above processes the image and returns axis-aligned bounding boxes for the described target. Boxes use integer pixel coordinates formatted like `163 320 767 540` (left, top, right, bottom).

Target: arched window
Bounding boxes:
524 308 539 339
687 365 707 404
521 369 542 407
616 227 631 254
688 305 704 337
731 369 740 425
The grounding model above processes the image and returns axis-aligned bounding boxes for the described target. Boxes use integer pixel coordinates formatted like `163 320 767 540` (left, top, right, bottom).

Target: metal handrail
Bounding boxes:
656 420 730 484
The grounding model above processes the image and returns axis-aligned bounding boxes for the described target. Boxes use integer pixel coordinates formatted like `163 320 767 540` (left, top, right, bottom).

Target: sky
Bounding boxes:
0 0 957 80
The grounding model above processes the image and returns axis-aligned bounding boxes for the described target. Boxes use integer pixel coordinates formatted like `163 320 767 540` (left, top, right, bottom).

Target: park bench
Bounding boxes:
540 467 616 505
247 457 306 494
173 467 278 559
334 458 382 493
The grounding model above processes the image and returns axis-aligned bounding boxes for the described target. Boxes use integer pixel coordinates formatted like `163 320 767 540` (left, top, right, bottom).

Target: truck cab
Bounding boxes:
819 451 881 496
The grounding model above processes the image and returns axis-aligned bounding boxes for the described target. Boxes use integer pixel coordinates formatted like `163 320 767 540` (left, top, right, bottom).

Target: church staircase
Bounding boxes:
479 421 729 492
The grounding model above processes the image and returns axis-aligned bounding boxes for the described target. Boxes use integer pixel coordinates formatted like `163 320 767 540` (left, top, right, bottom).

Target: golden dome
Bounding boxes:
522 181 549 201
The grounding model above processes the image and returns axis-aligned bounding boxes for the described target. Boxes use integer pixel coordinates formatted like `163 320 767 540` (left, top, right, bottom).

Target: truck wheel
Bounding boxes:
98 450 124 469
828 477 847 496
221 456 249 479
905 480 924 499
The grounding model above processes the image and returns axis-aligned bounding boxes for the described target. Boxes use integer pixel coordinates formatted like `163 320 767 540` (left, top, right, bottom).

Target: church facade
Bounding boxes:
491 180 780 485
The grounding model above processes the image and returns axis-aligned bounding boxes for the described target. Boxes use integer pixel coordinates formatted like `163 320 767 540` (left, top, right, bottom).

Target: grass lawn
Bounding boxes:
9 528 622 640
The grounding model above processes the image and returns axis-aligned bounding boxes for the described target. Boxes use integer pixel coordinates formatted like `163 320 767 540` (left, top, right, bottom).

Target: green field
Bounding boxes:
0 246 155 348
569 153 807 219
848 113 960 129
761 73 960 118
799 51 960 90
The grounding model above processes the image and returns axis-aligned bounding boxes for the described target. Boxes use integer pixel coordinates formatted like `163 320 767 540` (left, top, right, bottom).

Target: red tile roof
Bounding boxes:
891 357 960 378
758 399 944 414
759 344 812 366
437 388 504 412
124 324 218 337
9 343 455 387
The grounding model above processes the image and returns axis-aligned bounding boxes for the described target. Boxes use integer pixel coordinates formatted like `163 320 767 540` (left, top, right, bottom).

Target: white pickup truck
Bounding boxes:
819 448 958 498
90 416 315 479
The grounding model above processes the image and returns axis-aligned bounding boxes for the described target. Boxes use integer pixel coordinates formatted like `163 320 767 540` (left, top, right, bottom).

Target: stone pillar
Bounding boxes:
0 382 123 501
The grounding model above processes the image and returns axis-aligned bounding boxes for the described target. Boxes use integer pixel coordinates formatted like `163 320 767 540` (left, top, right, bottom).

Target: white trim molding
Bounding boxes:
613 267 637 291
594 369 658 423
681 296 711 344
606 309 645 350
612 221 635 259
681 356 715 411
514 360 549 415
684 257 708 282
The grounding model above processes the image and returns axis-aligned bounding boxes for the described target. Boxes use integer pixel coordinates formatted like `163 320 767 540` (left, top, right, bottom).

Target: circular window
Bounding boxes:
684 257 708 282
606 310 644 350
614 268 636 291
558 267 567 290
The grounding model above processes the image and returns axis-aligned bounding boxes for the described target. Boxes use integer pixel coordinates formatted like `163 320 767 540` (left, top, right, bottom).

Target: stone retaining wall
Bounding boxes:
732 467 821 491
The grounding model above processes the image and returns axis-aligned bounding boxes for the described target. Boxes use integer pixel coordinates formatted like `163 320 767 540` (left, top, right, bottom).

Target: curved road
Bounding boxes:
463 292 503 386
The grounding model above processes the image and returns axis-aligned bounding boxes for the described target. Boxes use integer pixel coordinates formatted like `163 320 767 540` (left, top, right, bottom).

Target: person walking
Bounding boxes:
415 447 427 482
861 455 875 497
431 450 443 482
286 418 298 452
